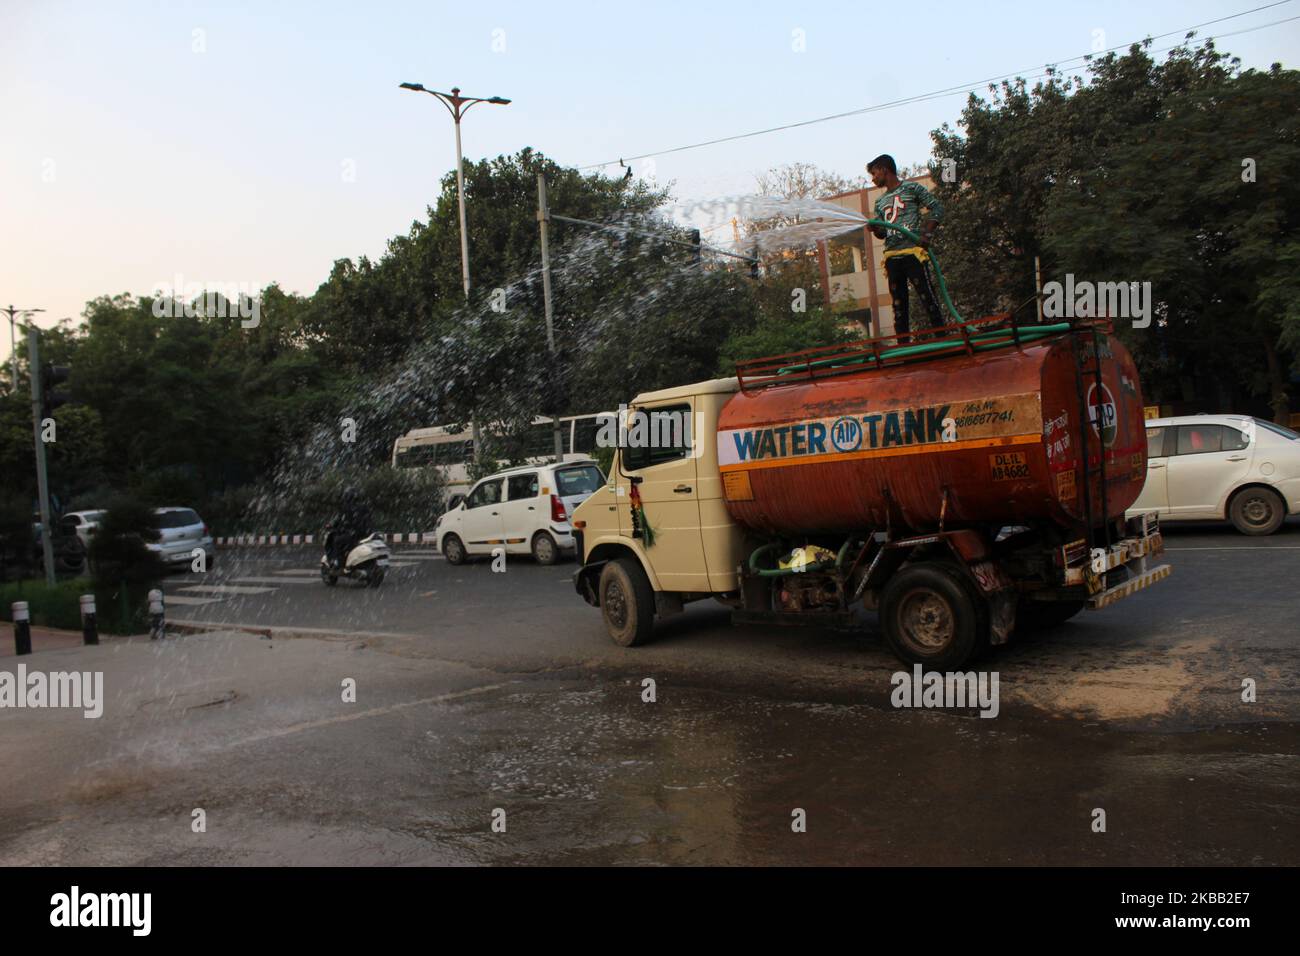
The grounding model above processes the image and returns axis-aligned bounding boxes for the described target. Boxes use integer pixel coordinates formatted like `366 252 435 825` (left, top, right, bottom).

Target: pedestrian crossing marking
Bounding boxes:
232 576 320 585
178 585 276 595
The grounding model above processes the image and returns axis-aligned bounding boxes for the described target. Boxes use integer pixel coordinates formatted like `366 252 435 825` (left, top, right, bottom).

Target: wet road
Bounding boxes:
162 519 1300 728
1 519 1297 865
1 632 1295 865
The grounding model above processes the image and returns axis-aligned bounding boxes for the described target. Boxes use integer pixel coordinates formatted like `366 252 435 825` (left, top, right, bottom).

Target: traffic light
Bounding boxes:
40 364 70 420
688 229 701 264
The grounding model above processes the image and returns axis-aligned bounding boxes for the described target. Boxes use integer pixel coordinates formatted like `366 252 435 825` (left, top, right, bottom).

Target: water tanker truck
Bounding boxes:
571 315 1170 669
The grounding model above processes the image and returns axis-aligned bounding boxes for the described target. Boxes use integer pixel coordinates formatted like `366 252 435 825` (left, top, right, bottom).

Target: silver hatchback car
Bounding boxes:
147 507 216 569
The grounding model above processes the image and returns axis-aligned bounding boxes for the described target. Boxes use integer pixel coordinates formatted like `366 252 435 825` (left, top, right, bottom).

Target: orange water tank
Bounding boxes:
717 326 1147 536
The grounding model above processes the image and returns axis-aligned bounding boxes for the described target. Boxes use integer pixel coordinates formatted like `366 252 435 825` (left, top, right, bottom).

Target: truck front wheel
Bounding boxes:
599 557 656 647
879 562 986 669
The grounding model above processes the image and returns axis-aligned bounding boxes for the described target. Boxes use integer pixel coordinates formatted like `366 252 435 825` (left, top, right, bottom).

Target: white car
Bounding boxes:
1128 415 1300 535
146 507 217 569
62 510 106 549
436 459 606 565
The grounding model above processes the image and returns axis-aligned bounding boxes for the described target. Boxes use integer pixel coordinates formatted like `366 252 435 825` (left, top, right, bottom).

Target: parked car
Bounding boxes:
145 507 216 569
1127 416 1300 534
436 459 606 565
61 509 106 549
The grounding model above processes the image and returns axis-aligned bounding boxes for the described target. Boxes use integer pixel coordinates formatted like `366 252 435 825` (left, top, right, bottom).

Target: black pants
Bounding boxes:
330 530 358 567
885 253 944 339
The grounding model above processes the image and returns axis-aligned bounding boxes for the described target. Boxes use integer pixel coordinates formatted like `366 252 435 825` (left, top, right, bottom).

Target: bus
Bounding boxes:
391 412 615 505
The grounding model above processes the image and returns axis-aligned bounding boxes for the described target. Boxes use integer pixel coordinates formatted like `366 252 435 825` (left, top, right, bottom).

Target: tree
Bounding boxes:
929 39 1296 418
1042 54 1299 421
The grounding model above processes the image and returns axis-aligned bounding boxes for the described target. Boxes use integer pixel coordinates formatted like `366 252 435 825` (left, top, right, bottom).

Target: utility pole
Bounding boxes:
4 304 45 392
28 328 56 586
536 173 565 464
399 83 511 300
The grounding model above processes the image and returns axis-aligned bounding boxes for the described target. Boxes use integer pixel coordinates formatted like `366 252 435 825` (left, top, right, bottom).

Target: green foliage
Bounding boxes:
0 577 152 634
241 466 446 534
717 307 855 373
302 148 670 376
930 40 1297 419
87 495 165 589
0 494 34 580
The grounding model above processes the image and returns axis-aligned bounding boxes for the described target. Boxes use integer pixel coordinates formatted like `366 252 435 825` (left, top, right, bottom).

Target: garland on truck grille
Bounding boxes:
629 483 656 547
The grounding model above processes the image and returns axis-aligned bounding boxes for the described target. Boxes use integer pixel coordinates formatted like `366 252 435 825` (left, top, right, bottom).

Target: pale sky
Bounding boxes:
3 0 1298 364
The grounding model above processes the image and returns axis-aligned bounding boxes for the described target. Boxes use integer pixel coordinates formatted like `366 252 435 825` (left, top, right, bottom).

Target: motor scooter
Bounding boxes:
320 530 390 587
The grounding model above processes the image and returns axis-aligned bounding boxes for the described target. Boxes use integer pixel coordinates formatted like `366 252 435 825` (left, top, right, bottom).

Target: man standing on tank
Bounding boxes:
867 154 945 343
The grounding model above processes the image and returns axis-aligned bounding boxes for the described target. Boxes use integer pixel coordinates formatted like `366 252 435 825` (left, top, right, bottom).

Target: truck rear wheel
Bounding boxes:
879 562 986 669
599 557 655 647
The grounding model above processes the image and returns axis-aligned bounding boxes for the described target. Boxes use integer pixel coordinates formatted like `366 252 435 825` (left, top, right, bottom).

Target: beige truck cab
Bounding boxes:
572 377 744 645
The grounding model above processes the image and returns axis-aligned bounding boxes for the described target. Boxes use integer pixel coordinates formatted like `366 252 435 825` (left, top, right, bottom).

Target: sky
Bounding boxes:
2 0 1299 363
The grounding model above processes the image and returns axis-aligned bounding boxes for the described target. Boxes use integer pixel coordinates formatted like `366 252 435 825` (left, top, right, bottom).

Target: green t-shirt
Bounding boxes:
873 180 943 250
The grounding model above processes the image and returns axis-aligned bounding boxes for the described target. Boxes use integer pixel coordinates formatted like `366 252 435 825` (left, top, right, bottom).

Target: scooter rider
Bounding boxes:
330 487 373 570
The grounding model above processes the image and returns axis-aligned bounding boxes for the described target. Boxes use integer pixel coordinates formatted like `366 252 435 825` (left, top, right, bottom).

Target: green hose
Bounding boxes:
773 218 1065 375
779 322 1072 374
864 218 964 324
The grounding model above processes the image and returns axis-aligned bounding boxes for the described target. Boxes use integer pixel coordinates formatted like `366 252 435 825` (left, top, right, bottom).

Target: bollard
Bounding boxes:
80 594 99 646
148 588 165 641
12 601 31 656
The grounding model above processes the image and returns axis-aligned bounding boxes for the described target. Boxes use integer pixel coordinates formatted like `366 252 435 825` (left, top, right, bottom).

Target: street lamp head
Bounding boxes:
488 96 511 105
399 82 425 91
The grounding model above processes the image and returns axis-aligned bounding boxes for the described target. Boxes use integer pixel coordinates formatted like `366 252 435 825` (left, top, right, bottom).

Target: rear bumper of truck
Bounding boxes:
1087 563 1172 609
1055 512 1171 608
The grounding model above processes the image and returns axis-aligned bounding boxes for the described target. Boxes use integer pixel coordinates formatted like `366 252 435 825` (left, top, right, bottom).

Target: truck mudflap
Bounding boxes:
574 561 607 607
1087 563 1172 609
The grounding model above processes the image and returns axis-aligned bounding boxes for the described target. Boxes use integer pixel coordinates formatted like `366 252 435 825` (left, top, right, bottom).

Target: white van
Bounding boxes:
435 459 606 565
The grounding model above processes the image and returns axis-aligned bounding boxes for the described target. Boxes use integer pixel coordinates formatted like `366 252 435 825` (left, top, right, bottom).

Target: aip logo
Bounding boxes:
1087 383 1118 447
831 417 862 453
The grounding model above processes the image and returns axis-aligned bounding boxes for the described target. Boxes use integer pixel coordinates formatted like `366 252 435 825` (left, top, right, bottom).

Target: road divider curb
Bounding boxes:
214 532 439 548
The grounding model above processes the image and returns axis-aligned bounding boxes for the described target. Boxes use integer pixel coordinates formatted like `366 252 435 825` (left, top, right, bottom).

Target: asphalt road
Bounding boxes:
1 519 1297 865
163 519 1300 729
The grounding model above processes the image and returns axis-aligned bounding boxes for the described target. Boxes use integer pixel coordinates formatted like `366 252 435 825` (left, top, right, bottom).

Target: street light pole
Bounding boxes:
399 83 511 301
3 305 45 392
452 117 471 301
